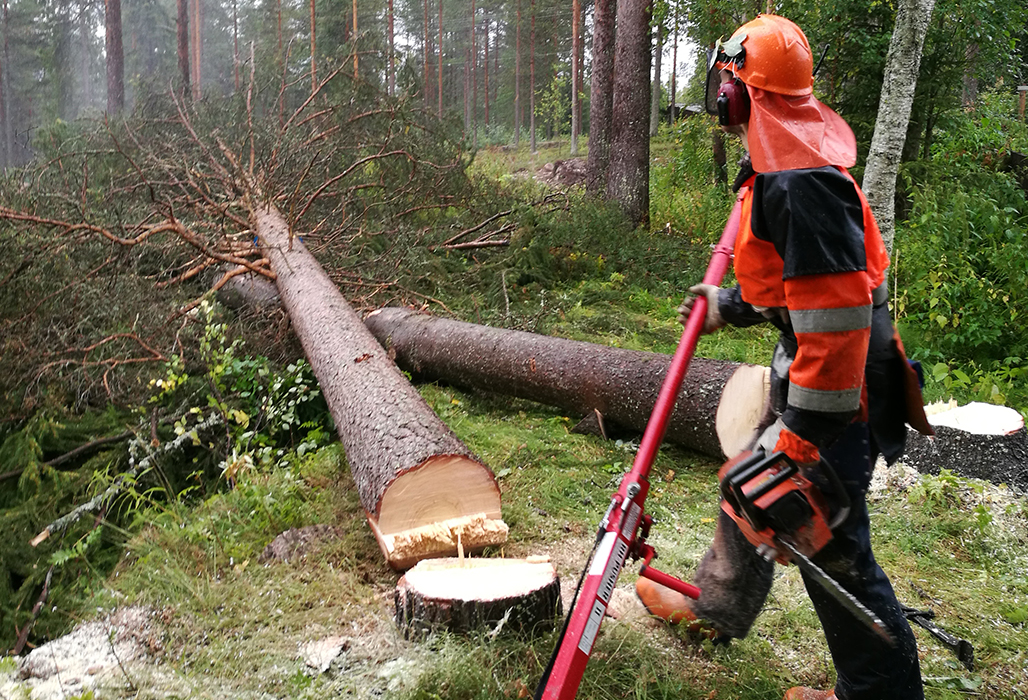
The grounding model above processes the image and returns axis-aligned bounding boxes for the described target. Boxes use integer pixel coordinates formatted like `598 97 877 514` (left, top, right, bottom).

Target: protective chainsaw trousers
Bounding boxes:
690 422 924 700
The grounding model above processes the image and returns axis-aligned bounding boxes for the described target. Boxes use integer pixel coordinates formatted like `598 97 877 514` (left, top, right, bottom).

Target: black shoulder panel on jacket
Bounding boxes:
751 167 866 279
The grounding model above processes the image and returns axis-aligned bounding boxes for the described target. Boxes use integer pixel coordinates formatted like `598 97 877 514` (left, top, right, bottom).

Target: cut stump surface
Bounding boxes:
395 557 561 638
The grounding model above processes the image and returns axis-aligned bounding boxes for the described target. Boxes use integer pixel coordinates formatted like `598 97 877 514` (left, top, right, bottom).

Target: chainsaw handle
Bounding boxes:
815 456 851 531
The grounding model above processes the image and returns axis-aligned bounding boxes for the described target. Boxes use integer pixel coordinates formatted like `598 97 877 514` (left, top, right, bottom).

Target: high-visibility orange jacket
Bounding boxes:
719 164 900 463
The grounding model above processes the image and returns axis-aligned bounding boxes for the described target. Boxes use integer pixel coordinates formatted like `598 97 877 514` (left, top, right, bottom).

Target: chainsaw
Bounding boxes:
718 449 893 644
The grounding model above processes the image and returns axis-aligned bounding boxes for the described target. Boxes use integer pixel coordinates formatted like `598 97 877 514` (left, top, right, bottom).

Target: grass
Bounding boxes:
25 378 1019 699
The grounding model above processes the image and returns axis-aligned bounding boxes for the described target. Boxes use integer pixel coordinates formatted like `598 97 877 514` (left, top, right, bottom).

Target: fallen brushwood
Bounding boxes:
364 307 770 459
253 205 507 569
902 401 1028 492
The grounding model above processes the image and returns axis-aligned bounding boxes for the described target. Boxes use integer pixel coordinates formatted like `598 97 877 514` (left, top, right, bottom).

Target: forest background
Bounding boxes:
1 0 1027 698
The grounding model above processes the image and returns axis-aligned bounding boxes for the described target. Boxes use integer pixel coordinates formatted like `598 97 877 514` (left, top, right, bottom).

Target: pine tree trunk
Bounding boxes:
529 0 536 153
364 308 770 460
232 0 239 92
437 0 443 115
253 208 506 570
309 0 317 93
472 0 478 148
669 9 677 125
484 16 490 126
862 0 936 254
606 0 652 226
388 0 395 96
105 0 124 115
570 0 581 156
586 0 615 194
352 0 358 79
177 0 190 99
191 0 202 101
1 0 9 167
514 0 521 146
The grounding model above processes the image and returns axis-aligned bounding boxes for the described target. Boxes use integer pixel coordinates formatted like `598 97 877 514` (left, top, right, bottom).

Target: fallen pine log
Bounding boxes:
254 206 507 569
364 307 770 459
395 556 561 638
902 401 1028 492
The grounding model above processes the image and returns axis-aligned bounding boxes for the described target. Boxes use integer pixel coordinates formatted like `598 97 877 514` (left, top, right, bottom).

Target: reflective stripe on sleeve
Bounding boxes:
790 305 872 334
872 281 888 307
788 382 862 412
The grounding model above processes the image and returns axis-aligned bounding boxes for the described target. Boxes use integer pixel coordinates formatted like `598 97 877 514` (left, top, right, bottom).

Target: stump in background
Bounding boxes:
902 401 1028 491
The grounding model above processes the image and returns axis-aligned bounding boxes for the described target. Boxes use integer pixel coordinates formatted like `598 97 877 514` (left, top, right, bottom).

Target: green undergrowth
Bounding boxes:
18 379 1016 699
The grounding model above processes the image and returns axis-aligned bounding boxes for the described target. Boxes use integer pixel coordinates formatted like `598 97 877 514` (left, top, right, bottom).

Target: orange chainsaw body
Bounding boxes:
718 450 835 564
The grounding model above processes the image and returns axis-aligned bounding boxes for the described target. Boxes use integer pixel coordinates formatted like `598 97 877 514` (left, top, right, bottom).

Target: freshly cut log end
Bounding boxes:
395 557 562 639
369 512 510 571
902 401 1028 491
716 364 771 458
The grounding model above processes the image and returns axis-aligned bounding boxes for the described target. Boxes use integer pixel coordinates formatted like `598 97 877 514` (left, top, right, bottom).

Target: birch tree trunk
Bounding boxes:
650 21 662 138
862 0 936 254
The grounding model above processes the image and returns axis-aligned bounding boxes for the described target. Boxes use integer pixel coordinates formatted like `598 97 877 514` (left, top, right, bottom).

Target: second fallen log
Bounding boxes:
364 307 769 459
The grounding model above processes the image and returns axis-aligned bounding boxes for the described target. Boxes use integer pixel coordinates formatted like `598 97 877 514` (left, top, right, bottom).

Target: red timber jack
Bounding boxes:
533 190 745 700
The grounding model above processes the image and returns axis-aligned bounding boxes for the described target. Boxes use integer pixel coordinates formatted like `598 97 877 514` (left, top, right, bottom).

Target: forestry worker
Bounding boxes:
634 14 933 700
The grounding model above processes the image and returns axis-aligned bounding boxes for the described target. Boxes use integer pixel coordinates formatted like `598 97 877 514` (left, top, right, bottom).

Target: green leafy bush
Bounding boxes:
894 90 1028 409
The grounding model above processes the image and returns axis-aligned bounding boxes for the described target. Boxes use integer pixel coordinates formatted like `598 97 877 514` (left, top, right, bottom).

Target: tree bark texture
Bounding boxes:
104 0 124 115
570 0 581 155
902 403 1027 492
529 0 536 152
514 0 521 146
388 0 395 96
395 557 561 638
862 0 936 254
176 0 190 99
364 307 769 460
606 0 652 226
191 0 202 101
253 208 505 569
586 0 616 194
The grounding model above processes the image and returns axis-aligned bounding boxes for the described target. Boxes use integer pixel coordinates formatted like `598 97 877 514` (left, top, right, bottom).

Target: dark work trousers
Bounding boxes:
690 422 924 700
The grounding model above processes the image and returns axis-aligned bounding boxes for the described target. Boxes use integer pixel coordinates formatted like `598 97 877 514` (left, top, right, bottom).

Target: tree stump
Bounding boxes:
395 557 562 639
364 307 769 459
254 206 507 569
902 401 1028 491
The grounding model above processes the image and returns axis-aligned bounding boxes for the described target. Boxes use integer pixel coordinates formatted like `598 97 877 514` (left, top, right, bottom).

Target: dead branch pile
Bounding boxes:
0 62 475 414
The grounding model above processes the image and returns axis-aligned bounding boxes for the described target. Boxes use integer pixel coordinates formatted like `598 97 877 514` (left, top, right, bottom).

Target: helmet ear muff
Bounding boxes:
716 78 750 127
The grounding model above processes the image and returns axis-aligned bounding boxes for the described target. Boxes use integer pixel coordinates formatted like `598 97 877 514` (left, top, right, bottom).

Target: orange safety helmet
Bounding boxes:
705 13 856 172
714 14 813 96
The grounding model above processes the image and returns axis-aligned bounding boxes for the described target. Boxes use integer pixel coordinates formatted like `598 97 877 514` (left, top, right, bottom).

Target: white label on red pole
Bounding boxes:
621 502 642 539
577 600 607 655
597 538 628 604
589 532 617 576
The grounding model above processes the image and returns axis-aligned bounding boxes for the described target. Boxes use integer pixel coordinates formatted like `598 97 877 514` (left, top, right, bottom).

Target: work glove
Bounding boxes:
678 284 724 334
755 417 820 467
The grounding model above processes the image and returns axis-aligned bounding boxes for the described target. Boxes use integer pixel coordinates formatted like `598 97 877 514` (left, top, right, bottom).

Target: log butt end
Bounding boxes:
715 364 771 458
368 512 510 571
